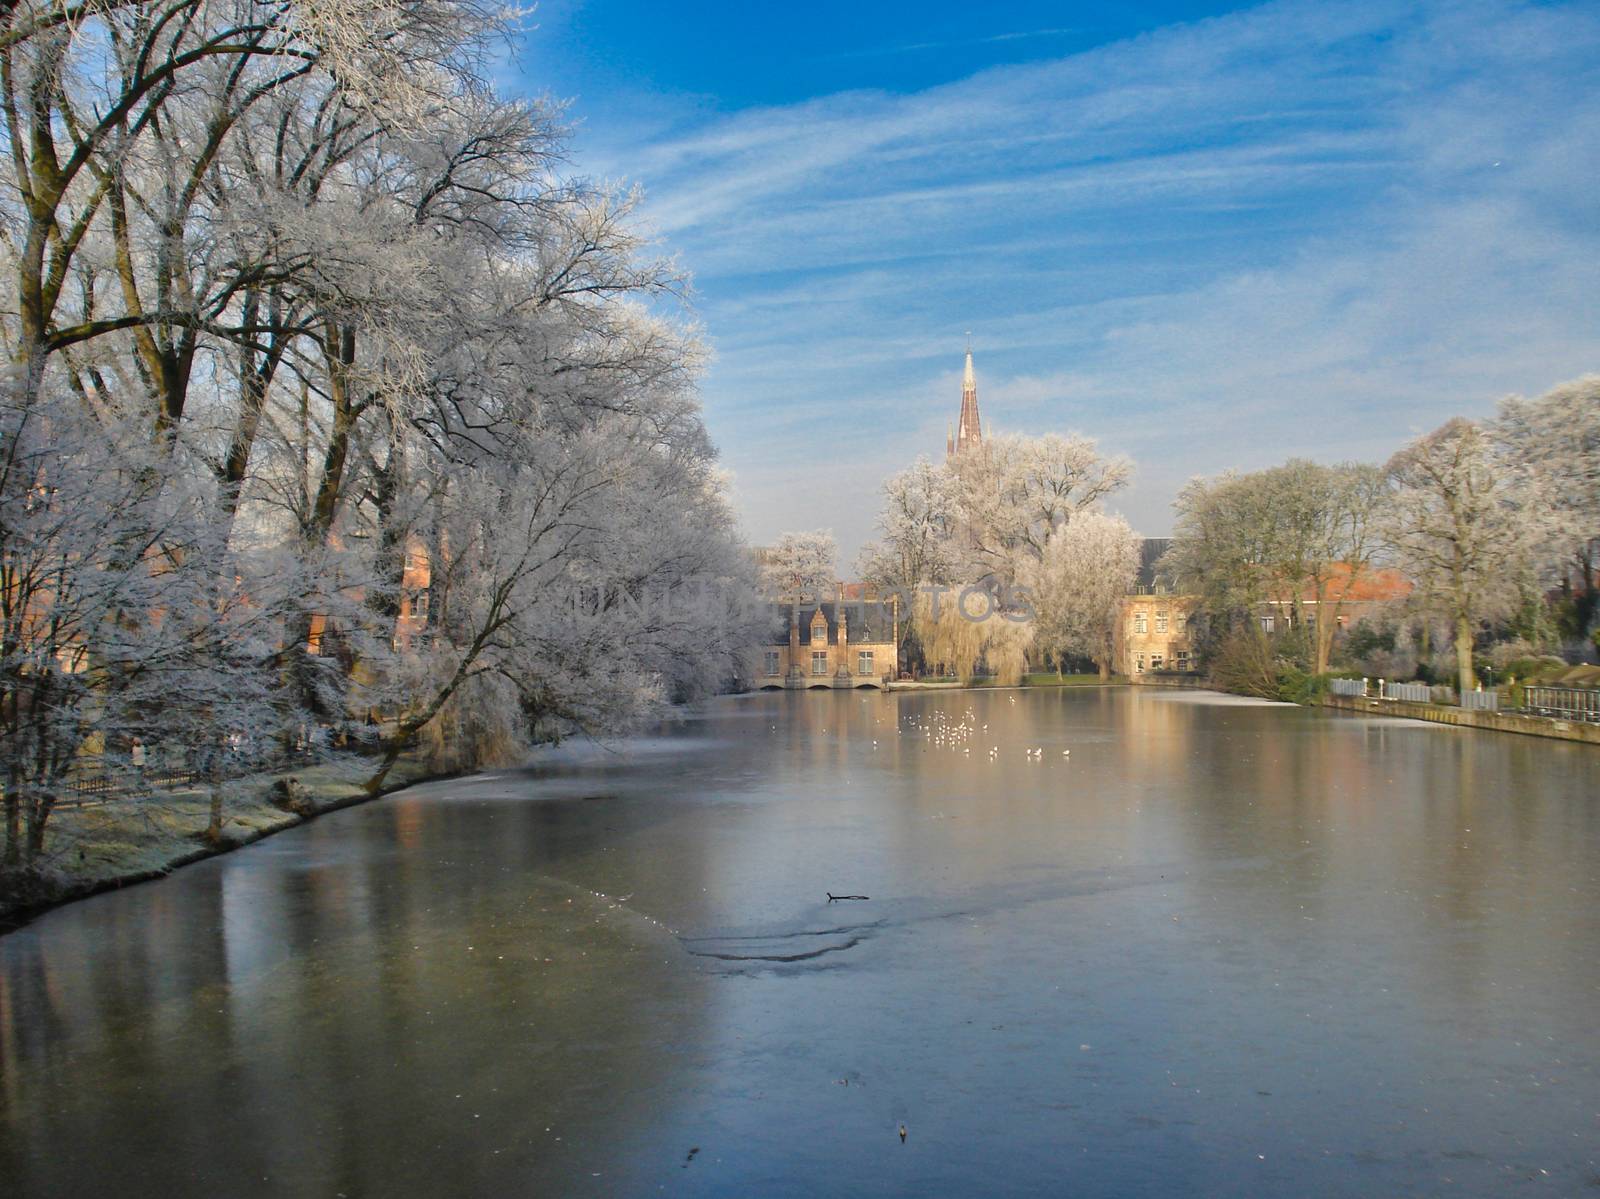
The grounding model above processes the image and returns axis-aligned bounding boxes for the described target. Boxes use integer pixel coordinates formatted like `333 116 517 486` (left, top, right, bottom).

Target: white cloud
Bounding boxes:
566 0 1600 564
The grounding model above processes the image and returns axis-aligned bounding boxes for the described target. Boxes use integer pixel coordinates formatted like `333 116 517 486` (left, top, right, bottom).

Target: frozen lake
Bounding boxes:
2 687 1597 1196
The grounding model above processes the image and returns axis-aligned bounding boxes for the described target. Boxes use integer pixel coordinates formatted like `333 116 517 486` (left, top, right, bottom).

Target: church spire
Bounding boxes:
950 338 983 458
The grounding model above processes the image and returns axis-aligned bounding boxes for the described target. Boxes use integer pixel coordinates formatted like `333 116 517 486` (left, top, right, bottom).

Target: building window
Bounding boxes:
1135 653 1145 673
812 622 828 645
764 650 780 676
1176 650 1191 671
1262 615 1275 633
1155 611 1168 634
812 650 828 675
1134 613 1148 634
858 650 874 675
1151 654 1164 671
410 591 429 619
1175 613 1187 632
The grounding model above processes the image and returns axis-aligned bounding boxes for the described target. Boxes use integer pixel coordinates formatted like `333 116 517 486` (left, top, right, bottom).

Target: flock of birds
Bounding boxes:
879 703 1071 762
770 697 1077 763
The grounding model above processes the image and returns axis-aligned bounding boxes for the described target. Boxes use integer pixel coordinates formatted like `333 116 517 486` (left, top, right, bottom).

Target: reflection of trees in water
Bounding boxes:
0 799 714 1197
4 693 1599 1195
1141 696 1599 1031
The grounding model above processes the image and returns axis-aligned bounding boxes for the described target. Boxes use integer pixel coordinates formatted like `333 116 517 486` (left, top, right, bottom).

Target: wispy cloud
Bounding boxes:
571 0 1600 562
823 26 1083 61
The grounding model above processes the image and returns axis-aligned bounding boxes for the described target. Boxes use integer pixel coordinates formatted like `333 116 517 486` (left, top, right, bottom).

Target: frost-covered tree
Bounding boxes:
1496 376 1600 636
858 433 1132 670
1384 419 1546 692
359 413 762 792
0 390 280 867
856 458 956 597
946 432 1132 583
1026 511 1142 679
0 0 497 412
760 530 837 602
0 2 764 880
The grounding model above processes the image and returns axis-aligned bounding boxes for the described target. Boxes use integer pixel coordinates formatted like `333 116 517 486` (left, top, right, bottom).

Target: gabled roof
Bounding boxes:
763 601 897 646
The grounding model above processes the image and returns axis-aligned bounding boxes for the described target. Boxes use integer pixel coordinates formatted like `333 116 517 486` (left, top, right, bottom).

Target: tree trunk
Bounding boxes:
367 418 407 627
1455 613 1475 695
1097 658 1111 682
305 324 358 545
205 785 225 846
219 290 287 524
3 772 20 869
364 745 404 796
1575 542 1597 635
25 790 55 863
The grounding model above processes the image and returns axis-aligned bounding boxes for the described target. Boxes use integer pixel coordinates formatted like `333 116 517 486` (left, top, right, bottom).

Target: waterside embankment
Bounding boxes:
1320 693 1600 744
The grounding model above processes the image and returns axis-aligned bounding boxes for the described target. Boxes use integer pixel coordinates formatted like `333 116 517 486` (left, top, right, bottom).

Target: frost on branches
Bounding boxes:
0 2 763 874
1023 511 1142 680
858 435 1135 678
1384 419 1551 694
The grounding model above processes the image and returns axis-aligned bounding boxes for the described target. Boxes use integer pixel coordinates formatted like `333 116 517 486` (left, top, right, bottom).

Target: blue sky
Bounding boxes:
511 0 1600 566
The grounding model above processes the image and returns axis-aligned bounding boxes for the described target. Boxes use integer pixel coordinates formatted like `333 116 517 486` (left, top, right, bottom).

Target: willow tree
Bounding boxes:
914 587 1032 684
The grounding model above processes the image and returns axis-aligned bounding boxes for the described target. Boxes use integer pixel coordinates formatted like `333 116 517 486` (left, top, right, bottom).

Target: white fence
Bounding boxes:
1381 681 1431 703
1329 678 1368 697
1460 690 1500 712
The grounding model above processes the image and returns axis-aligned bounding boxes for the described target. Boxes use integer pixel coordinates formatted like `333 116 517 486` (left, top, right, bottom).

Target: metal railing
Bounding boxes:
1523 686 1600 723
1336 678 1600 719
58 744 330 808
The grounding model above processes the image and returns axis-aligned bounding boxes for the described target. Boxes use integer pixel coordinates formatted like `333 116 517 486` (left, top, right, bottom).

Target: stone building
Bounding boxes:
1113 538 1200 677
750 599 899 690
1114 594 1202 677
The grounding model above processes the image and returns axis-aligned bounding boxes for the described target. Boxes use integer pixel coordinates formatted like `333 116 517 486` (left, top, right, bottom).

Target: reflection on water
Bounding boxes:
2 688 1597 1197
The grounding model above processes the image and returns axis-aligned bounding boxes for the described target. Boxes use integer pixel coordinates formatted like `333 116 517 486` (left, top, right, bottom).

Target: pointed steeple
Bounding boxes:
950 337 983 458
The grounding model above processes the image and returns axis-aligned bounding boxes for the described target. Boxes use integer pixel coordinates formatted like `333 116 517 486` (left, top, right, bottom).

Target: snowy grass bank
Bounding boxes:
1 754 447 931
